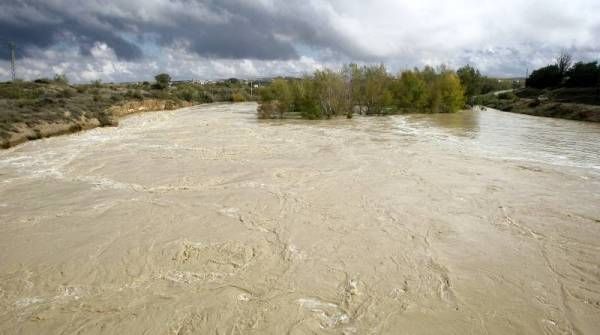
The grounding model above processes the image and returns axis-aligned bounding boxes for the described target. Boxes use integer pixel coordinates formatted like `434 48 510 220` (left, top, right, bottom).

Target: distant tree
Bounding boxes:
270 79 293 118
154 73 171 90
363 64 393 114
343 63 367 112
91 79 102 88
53 74 69 85
565 62 599 87
526 65 562 88
436 71 465 113
313 69 351 118
394 70 430 112
457 65 483 97
257 63 466 119
556 50 573 77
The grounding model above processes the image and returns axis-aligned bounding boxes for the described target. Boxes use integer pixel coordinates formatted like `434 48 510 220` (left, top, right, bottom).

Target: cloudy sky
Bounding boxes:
1 0 599 82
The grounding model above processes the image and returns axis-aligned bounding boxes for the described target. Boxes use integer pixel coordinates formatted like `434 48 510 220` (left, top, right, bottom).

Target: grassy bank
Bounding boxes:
474 88 600 122
0 78 254 148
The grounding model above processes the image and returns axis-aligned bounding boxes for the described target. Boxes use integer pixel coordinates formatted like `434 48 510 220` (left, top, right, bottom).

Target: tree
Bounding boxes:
154 73 171 90
270 79 293 118
313 69 351 118
565 62 599 87
394 70 430 112
257 63 468 119
526 65 562 88
457 65 482 97
363 64 393 114
556 51 573 77
343 63 367 112
436 72 466 113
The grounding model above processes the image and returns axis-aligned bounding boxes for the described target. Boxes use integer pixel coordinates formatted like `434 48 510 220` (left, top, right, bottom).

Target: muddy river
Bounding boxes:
1 103 599 334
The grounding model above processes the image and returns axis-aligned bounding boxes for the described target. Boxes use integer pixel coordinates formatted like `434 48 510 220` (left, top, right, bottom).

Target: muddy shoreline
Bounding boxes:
0 99 192 149
483 100 600 122
1 103 599 334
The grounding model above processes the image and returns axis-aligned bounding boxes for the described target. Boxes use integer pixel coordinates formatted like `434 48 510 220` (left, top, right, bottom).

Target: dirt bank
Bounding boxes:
478 88 600 122
0 99 192 149
482 98 600 122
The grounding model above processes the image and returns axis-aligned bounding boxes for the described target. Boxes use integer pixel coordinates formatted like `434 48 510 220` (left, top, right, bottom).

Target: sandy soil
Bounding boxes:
0 103 599 334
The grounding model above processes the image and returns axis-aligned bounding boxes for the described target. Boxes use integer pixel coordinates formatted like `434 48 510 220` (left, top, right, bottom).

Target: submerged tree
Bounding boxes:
393 70 430 112
257 63 467 119
457 65 483 97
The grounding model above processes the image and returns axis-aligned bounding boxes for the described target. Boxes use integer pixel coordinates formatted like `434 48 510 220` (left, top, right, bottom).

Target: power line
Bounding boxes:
8 42 16 81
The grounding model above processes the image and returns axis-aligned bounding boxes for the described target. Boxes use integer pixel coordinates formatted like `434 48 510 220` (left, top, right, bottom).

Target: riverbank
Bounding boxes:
1 103 598 334
0 79 255 149
0 99 192 149
477 87 600 122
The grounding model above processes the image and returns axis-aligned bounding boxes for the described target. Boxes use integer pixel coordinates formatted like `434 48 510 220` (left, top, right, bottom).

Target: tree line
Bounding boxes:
526 52 600 89
456 65 516 98
258 64 467 119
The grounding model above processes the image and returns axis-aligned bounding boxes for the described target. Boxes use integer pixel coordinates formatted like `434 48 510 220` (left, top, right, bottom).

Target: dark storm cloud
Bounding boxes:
0 1 143 60
0 0 365 62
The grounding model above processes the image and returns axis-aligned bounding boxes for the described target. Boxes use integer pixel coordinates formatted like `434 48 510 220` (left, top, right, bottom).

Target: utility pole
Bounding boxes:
250 80 253 97
8 42 16 81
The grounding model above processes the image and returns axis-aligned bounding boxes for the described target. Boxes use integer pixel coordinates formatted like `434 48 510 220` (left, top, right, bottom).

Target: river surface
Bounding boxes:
0 103 599 334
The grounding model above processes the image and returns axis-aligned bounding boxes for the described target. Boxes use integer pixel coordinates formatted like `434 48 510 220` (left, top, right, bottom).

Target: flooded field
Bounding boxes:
1 103 599 334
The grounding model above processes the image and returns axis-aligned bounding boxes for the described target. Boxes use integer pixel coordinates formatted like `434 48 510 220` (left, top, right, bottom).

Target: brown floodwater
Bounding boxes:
1 103 599 334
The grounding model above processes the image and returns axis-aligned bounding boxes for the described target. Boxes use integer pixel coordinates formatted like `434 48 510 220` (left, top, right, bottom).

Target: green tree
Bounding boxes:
436 71 465 113
526 65 562 88
457 65 482 97
566 62 599 87
270 79 293 118
345 64 366 113
364 64 393 114
154 73 171 90
313 69 351 118
394 70 430 112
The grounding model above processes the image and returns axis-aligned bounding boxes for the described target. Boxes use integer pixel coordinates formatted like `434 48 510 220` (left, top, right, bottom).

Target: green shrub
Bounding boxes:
58 88 76 98
110 94 124 102
498 92 517 100
231 92 246 102
126 90 144 100
0 84 44 99
150 90 170 100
